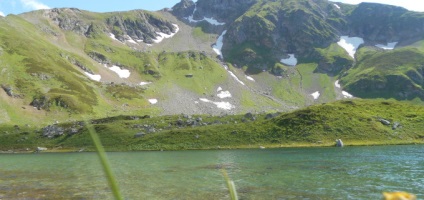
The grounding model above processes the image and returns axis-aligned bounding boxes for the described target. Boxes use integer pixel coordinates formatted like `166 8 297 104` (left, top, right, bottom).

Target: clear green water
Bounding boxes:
0 145 423 200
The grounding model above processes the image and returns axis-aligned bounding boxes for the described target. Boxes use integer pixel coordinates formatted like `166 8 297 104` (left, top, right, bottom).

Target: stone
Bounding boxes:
1 85 13 97
134 132 146 138
379 118 391 125
335 139 344 147
41 125 65 138
36 147 48 152
392 122 401 130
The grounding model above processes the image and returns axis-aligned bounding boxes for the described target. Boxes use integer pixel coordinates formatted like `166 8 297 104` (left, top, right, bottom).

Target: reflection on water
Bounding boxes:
0 145 423 199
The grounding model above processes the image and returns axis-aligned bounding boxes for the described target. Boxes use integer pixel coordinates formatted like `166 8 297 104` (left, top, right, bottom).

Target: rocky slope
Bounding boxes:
173 0 424 100
1 0 424 127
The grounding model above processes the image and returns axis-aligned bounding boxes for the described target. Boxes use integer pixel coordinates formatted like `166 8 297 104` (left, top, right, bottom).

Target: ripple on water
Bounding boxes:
0 146 423 199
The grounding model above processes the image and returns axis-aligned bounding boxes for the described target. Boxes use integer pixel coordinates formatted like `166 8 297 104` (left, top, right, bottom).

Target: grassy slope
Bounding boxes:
1 99 422 151
0 15 99 123
341 46 424 100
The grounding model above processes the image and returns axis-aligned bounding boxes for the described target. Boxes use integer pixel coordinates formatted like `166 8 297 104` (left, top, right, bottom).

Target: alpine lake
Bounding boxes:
1 145 423 199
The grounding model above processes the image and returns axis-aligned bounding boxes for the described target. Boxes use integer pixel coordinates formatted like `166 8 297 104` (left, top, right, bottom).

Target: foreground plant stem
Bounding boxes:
222 169 238 200
86 120 123 200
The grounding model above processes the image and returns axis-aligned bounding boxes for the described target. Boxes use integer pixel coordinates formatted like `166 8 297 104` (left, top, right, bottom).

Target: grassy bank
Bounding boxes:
1 99 423 152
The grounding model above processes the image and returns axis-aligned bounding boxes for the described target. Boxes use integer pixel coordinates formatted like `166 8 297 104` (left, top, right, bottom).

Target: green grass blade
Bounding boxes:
222 169 238 200
86 120 123 200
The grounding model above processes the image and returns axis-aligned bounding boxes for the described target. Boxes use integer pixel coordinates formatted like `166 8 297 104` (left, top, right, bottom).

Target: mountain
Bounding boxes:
0 0 424 127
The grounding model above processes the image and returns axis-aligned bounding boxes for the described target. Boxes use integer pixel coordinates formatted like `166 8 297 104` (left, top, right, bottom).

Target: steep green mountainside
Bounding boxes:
348 3 424 44
224 0 343 68
341 47 424 100
1 0 424 129
1 99 423 151
1 7 312 126
174 0 424 101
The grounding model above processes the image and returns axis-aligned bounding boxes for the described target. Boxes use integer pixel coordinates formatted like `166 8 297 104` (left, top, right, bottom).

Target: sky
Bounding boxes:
0 0 423 17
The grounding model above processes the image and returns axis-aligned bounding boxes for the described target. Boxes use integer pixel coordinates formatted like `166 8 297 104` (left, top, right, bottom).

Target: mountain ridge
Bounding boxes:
0 0 424 127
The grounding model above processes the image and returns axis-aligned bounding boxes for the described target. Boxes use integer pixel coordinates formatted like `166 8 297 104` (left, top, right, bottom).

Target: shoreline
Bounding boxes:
1 140 423 154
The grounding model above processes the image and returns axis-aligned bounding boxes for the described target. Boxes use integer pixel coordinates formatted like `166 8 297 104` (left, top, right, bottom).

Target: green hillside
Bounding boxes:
1 99 422 151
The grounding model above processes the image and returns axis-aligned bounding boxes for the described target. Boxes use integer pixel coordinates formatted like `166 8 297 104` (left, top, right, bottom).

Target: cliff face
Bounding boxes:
348 3 424 43
223 0 343 68
43 8 177 44
172 0 424 68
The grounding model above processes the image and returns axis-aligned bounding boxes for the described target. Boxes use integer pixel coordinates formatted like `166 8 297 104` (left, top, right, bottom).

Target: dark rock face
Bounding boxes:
1 85 14 97
60 53 94 74
316 56 353 75
43 8 178 44
105 12 177 44
194 0 256 23
348 3 424 43
172 0 196 18
87 52 111 64
44 8 90 35
30 96 50 110
222 0 343 68
42 125 65 138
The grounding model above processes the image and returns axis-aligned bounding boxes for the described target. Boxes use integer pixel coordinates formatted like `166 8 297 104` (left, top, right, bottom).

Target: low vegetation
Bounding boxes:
1 99 423 152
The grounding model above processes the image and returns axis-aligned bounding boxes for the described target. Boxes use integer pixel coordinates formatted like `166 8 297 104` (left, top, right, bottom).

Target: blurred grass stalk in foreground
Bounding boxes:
222 169 239 200
86 120 124 200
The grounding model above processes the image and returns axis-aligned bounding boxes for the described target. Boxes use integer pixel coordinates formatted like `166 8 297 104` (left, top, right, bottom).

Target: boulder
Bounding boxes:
392 122 401 130
36 147 48 152
41 125 65 138
1 85 13 97
335 139 344 147
379 118 391 125
244 112 256 121
134 132 146 138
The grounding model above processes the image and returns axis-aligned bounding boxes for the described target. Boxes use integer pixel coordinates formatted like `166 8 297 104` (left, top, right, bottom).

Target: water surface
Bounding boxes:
1 145 423 199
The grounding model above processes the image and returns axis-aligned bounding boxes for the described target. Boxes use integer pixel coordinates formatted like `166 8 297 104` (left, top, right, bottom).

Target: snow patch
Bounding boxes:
246 76 255 82
84 72 101 82
221 64 245 86
148 99 158 104
199 98 235 110
212 30 227 59
109 33 119 41
335 80 341 88
217 87 223 92
126 37 137 44
153 24 180 43
140 82 152 86
280 54 298 66
311 91 320 100
375 42 398 50
109 65 130 78
333 4 340 9
186 4 225 25
228 70 245 86
337 36 364 58
342 91 354 98
203 17 225 26
217 90 232 99
103 64 131 79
